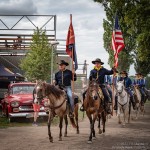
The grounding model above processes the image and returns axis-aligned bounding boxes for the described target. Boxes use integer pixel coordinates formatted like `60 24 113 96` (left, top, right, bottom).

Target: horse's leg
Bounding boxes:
74 104 79 134
98 114 102 134
59 116 63 141
118 107 122 124
48 111 53 142
122 109 126 127
102 111 106 133
64 115 68 137
86 112 93 143
92 112 98 139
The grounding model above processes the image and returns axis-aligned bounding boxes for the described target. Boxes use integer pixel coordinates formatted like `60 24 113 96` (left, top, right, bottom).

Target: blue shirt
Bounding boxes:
105 75 112 84
120 77 132 88
89 67 113 84
55 69 77 86
133 78 145 87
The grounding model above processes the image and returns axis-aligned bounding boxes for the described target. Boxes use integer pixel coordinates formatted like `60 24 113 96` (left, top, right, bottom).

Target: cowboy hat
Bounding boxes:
120 71 128 75
135 73 141 75
92 58 104 65
57 60 69 66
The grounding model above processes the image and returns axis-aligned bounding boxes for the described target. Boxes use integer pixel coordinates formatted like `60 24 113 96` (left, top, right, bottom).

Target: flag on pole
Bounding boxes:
111 15 125 67
66 14 78 71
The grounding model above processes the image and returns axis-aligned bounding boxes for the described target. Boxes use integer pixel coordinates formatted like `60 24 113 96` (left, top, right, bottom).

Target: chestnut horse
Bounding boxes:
35 81 79 142
84 79 106 143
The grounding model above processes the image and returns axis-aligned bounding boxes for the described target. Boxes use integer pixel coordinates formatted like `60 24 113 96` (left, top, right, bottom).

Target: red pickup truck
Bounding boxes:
1 82 48 122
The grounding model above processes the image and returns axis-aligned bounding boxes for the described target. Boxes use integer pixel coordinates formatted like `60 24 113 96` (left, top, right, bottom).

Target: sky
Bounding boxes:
0 0 135 76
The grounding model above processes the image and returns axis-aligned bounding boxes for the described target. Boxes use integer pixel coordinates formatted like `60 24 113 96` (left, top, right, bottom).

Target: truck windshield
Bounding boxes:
11 85 35 94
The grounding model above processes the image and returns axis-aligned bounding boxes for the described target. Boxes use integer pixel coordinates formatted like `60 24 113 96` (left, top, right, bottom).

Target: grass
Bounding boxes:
0 104 86 129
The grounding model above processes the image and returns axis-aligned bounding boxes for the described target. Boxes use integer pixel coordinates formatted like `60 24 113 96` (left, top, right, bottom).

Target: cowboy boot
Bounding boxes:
106 102 111 114
130 97 136 110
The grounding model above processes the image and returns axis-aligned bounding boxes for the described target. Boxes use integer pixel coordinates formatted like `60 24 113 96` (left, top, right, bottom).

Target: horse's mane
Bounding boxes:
46 84 64 99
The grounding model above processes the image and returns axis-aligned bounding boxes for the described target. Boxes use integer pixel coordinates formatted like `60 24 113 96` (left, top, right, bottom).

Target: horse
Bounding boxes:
83 79 106 143
132 85 142 119
34 81 79 142
116 81 130 126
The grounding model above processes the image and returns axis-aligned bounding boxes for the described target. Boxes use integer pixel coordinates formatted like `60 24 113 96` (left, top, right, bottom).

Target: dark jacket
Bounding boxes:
55 69 77 86
119 76 132 88
89 67 113 84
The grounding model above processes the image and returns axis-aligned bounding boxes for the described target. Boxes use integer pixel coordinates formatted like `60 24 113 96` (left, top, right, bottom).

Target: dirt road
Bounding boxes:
0 104 150 150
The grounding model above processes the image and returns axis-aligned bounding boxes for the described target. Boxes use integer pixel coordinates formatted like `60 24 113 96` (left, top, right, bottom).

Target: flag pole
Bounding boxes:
70 14 75 96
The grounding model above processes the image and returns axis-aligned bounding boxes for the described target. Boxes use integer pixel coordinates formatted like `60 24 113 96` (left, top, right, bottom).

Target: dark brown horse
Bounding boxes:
35 81 79 142
84 79 106 143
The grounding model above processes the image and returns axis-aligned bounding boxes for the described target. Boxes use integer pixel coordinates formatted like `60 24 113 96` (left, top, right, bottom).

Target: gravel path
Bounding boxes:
0 104 150 150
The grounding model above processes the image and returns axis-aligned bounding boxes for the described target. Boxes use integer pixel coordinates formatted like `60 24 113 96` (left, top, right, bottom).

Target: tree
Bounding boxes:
94 0 150 75
94 0 134 72
20 29 52 81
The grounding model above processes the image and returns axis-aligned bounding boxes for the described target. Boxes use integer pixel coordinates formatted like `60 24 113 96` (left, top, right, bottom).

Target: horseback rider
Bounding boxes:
104 75 112 102
54 60 77 117
133 73 146 105
115 71 136 110
80 58 117 114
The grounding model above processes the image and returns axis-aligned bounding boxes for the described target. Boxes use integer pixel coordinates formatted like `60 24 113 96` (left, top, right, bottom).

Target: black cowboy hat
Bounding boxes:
57 60 69 66
120 71 128 75
135 73 141 75
92 58 104 65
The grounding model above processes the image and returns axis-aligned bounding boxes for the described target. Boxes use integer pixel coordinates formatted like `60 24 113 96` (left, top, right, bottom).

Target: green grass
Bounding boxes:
0 107 86 128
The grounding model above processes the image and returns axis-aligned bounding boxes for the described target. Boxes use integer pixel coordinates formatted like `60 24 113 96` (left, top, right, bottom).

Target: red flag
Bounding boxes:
111 15 125 67
66 14 78 70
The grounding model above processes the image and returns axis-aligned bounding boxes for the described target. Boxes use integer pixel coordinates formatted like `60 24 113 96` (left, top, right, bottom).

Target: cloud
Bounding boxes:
0 0 37 15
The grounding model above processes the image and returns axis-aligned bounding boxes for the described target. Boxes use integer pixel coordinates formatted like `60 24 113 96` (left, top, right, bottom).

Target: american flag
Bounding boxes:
111 15 125 67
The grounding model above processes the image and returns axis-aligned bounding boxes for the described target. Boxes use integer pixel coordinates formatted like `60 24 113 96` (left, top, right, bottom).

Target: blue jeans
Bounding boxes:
126 88 133 97
65 86 74 112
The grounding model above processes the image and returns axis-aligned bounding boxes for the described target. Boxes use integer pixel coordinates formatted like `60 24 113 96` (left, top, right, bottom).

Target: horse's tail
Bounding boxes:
69 117 77 128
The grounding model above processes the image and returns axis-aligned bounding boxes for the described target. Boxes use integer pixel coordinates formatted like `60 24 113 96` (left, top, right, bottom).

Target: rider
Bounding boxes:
117 71 136 110
54 60 77 117
111 71 119 110
80 58 117 114
133 73 146 105
104 75 112 102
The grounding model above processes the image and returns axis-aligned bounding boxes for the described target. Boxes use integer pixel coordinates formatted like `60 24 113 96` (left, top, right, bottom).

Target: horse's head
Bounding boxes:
116 81 124 94
88 79 99 100
35 81 47 102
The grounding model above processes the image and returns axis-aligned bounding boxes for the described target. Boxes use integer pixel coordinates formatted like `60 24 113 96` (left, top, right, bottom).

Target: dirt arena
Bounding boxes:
0 103 150 150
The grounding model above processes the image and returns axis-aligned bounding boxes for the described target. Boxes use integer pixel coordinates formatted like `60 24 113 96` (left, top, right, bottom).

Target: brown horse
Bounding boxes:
84 79 106 143
35 81 79 142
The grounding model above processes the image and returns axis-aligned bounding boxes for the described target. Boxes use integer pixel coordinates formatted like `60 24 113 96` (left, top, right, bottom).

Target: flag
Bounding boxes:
66 14 78 71
111 15 125 67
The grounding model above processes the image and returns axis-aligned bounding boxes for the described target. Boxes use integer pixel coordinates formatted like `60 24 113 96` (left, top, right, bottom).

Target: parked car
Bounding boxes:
1 82 48 122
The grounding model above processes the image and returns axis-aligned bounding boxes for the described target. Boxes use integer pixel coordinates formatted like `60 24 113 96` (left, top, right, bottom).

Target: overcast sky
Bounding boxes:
0 0 135 75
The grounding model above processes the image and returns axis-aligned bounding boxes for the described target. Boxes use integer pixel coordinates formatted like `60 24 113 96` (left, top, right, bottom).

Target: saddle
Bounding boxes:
97 87 104 100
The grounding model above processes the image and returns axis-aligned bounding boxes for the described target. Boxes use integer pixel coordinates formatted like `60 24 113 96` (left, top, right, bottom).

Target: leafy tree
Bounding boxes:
94 0 150 75
94 0 134 72
20 29 52 81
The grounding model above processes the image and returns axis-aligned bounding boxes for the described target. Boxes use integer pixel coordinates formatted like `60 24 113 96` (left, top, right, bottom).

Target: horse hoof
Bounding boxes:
76 130 80 134
64 134 67 137
49 137 53 143
98 129 102 134
87 140 92 144
59 137 62 141
93 137 96 140
122 124 126 128
118 121 122 124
